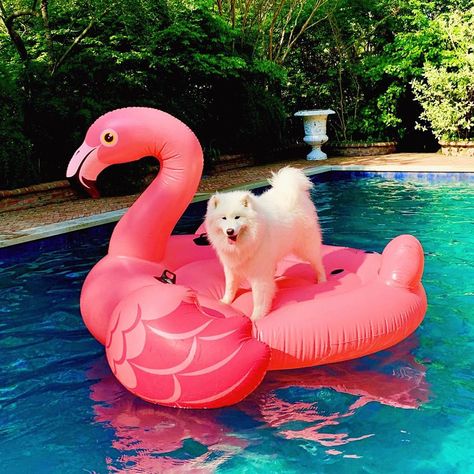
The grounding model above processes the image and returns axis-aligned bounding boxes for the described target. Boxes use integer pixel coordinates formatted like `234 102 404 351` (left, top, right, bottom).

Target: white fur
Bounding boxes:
204 167 326 321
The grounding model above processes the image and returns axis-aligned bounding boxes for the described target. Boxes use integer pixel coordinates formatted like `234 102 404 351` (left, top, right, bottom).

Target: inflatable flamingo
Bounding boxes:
67 108 270 408
67 107 427 409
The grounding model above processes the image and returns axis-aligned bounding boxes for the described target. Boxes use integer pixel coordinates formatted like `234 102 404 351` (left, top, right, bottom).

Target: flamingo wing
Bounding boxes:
105 284 271 408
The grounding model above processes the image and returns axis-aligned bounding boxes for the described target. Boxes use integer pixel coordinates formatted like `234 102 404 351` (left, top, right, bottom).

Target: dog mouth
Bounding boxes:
227 235 238 244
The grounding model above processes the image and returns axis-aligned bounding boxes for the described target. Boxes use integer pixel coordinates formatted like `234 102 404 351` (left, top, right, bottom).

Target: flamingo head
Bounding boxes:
67 108 158 198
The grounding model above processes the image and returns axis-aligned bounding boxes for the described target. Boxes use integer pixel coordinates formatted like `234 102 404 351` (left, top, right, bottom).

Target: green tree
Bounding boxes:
214 0 332 63
1 0 471 190
283 0 471 147
412 8 474 141
0 59 34 188
0 0 288 188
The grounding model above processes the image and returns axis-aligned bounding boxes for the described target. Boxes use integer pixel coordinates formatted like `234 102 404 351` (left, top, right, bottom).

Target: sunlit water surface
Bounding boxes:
1 173 473 473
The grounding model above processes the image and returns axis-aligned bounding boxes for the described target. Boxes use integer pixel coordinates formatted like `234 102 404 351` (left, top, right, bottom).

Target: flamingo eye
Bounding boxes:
100 129 118 147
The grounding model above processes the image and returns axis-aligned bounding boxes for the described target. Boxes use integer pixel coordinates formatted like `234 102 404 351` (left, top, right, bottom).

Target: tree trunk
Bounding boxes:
40 0 54 69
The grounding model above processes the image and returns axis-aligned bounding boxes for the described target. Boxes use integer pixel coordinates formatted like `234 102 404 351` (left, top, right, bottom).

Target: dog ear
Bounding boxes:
241 193 253 208
209 194 219 209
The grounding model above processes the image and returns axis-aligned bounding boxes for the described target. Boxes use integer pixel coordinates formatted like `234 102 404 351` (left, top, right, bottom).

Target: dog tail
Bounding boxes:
268 167 313 208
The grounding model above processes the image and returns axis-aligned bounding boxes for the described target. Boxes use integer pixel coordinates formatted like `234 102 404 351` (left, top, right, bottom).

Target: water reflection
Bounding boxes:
89 363 247 473
88 337 429 471
242 337 429 452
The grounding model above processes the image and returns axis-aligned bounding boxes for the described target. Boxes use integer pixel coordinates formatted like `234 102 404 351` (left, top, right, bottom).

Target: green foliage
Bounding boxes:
0 59 34 188
284 0 407 143
0 0 472 189
412 8 474 141
283 0 471 146
0 0 288 189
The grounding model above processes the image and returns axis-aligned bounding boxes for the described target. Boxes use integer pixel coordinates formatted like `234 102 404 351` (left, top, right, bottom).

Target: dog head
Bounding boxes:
205 191 257 248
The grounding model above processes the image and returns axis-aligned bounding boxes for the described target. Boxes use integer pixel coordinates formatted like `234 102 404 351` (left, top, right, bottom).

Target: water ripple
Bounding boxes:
0 176 473 473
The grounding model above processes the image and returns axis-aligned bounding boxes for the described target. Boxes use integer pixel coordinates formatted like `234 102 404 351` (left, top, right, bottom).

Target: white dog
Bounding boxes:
204 167 326 321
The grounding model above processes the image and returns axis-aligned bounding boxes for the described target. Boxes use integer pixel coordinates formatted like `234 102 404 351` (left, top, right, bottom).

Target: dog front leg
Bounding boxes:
250 277 276 321
296 245 327 283
313 258 327 283
221 267 241 305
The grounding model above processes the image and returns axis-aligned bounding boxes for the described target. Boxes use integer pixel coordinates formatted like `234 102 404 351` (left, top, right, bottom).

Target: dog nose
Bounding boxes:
226 228 235 236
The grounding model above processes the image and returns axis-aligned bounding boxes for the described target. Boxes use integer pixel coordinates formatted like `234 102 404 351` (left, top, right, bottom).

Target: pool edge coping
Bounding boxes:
1 164 472 248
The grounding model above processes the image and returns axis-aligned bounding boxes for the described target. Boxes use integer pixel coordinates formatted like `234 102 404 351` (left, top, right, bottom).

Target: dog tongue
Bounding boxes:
228 235 237 244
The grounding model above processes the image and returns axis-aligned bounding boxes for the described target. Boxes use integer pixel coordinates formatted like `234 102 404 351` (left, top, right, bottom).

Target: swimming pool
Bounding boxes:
1 172 473 473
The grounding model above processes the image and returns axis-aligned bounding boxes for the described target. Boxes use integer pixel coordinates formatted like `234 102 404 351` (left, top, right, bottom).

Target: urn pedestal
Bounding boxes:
294 109 335 160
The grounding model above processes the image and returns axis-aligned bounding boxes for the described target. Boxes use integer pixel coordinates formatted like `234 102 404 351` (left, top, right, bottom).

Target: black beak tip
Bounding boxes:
68 175 101 199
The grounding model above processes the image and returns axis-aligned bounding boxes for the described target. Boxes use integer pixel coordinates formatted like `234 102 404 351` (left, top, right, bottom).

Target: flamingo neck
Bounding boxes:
108 131 203 262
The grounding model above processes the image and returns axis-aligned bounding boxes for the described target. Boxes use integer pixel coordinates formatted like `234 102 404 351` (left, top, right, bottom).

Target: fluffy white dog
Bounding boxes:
204 167 326 321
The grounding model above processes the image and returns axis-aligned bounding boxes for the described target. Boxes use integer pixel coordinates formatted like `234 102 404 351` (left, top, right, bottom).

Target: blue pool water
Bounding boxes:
1 173 473 473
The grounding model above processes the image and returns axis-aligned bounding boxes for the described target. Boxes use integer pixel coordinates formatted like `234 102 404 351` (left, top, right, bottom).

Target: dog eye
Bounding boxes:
235 216 240 219
222 217 227 220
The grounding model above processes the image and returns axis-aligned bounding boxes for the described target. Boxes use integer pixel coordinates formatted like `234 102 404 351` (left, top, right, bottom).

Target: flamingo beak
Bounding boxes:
67 142 107 198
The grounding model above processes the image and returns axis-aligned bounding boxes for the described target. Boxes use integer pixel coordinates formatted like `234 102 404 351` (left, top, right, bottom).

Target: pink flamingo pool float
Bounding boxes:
67 107 427 409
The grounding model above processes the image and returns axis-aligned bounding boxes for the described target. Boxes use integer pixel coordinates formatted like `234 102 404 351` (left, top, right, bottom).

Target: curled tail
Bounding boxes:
268 167 313 209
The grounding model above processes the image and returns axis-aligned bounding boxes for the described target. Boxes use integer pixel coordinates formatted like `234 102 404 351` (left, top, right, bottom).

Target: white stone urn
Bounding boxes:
294 109 335 160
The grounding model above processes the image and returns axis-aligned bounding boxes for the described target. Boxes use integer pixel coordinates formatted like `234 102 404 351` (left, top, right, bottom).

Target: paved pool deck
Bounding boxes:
1 152 473 248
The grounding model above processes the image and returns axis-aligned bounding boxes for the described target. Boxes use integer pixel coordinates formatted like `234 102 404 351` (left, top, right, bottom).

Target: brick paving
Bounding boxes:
1 152 472 245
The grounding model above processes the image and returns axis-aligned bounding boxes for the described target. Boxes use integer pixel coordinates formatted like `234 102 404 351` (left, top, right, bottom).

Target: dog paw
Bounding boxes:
250 311 264 322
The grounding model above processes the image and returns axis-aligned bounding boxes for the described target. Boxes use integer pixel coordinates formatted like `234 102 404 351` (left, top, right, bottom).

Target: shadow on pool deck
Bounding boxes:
1 152 473 247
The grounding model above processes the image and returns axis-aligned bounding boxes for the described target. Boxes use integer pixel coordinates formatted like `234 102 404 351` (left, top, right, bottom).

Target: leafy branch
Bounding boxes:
0 0 38 61
51 5 112 75
215 0 333 64
0 0 112 74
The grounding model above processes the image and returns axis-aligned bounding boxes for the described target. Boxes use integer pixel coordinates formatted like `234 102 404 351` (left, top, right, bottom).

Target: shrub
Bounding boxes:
412 65 474 141
411 8 474 141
